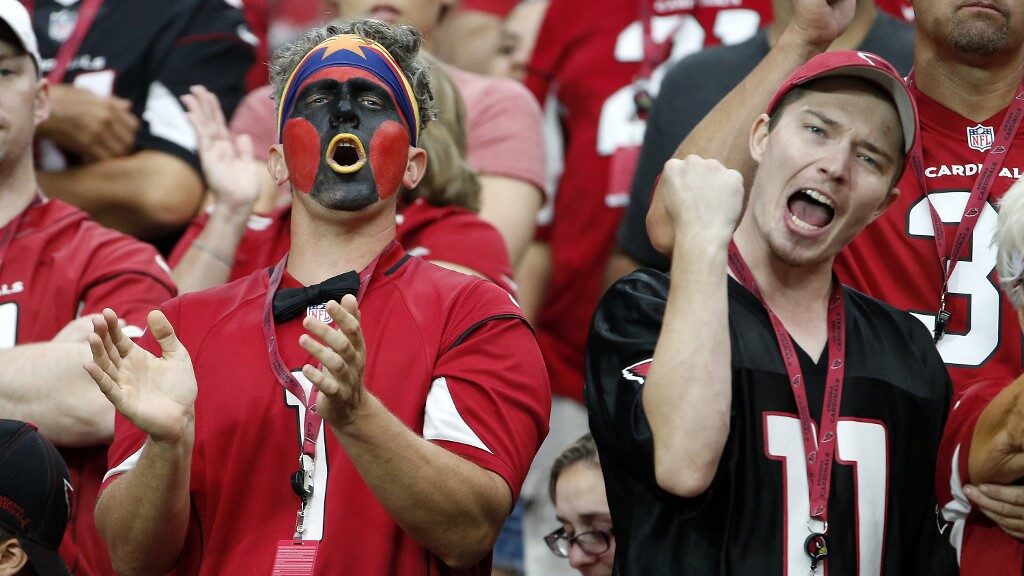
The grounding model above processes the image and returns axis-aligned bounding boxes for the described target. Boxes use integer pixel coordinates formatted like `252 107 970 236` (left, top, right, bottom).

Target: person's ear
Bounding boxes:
401 146 428 190
268 144 290 187
871 187 900 220
0 538 29 575
749 113 771 164
34 77 50 127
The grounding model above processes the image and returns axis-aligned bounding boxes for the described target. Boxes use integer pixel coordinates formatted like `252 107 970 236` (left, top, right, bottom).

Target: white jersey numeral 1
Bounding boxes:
764 414 888 576
285 371 329 541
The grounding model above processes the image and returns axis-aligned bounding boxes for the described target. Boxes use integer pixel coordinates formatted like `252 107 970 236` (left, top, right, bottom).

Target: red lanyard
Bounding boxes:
727 243 846 524
23 0 104 84
261 244 386 538
905 73 1024 341
0 192 44 277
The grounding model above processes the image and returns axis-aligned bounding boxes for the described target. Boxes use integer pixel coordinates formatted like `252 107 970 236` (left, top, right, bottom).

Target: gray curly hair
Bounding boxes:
269 19 437 133
996 178 1024 311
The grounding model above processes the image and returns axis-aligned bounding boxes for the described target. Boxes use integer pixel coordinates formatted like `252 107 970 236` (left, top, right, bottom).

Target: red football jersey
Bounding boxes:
169 200 516 295
0 198 176 576
526 0 772 399
837 85 1024 394
103 244 550 575
936 377 1022 575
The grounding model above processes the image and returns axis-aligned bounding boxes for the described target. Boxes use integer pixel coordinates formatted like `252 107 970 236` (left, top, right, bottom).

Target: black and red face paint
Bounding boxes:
282 67 412 210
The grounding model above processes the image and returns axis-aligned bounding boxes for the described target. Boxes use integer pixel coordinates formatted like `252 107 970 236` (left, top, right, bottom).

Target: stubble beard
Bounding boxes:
949 13 1009 55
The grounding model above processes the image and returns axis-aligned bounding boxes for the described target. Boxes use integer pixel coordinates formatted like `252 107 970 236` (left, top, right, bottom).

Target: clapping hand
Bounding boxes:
84 309 197 445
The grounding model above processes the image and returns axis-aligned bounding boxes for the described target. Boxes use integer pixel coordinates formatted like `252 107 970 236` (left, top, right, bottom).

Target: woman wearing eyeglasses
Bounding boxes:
544 434 615 576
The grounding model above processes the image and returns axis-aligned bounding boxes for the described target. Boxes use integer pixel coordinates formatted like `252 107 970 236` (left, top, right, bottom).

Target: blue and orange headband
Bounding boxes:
276 34 421 146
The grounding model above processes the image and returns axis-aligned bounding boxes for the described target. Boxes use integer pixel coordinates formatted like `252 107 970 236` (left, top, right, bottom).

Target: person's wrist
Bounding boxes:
775 26 832 59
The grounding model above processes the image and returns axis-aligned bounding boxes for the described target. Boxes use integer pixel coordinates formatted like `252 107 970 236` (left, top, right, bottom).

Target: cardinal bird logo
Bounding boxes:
621 359 653 384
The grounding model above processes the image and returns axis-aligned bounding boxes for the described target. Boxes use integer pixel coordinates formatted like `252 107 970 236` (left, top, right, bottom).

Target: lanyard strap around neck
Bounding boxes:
727 242 847 521
24 0 104 84
0 191 44 277
905 73 1024 338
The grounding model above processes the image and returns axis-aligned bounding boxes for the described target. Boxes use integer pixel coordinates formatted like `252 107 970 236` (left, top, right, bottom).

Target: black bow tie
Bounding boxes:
272 271 360 323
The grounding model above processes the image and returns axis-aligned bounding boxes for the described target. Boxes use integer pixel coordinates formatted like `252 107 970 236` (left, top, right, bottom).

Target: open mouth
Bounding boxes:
325 133 367 174
786 189 835 231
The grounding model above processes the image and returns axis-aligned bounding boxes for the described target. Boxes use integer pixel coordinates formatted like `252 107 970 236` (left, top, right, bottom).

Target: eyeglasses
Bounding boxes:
544 527 613 558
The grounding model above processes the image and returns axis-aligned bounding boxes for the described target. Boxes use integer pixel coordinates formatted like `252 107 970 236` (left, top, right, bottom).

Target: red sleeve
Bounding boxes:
426 283 550 500
936 378 1011 559
101 297 185 491
79 234 177 337
523 0 567 103
413 213 516 296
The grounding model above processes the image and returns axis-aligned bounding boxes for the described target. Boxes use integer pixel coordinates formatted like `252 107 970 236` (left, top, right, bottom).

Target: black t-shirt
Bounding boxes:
585 270 957 575
617 13 914 270
29 0 254 173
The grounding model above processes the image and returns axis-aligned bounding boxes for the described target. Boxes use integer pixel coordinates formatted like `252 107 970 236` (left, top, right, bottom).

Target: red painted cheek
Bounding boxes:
282 118 322 194
369 120 411 199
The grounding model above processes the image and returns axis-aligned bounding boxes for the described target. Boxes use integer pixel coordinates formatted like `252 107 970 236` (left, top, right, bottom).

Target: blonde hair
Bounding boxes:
405 53 481 211
996 177 1024 310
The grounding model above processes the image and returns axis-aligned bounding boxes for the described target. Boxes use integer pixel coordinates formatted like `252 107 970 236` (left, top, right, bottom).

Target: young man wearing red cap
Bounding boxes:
0 420 73 576
586 51 956 575
88 20 550 576
641 0 1024 565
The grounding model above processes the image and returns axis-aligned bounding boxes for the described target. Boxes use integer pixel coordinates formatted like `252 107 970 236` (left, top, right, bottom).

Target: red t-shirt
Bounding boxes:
103 244 550 575
836 84 1024 394
169 200 516 296
526 0 772 399
0 198 176 576
936 377 1021 575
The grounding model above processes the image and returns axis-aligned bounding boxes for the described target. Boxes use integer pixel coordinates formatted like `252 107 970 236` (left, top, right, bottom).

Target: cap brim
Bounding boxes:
18 536 71 576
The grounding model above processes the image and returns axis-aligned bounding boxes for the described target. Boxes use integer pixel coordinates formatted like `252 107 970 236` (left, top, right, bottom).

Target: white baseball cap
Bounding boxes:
0 0 40 76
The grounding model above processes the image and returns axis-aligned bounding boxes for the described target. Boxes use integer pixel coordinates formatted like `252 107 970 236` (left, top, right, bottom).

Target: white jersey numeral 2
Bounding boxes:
285 371 328 541
765 414 888 576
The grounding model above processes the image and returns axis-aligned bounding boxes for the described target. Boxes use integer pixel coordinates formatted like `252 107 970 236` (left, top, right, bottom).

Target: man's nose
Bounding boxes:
330 98 359 129
816 143 851 183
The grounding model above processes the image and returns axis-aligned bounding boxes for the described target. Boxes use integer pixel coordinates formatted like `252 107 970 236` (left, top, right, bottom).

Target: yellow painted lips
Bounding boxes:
325 133 367 174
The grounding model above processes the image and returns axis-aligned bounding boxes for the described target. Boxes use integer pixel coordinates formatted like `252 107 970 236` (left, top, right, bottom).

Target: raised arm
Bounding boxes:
87 309 198 576
646 0 855 254
642 156 744 497
172 86 262 294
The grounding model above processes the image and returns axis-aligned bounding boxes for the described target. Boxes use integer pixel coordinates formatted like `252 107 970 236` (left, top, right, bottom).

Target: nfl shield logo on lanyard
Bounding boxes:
48 9 77 43
967 124 995 152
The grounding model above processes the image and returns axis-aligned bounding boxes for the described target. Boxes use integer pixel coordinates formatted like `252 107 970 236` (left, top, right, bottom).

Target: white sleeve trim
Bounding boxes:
423 377 492 454
102 445 144 483
940 443 970 563
143 81 198 152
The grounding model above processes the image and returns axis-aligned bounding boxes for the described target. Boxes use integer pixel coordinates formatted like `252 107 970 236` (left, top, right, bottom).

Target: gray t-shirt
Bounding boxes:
617 13 914 270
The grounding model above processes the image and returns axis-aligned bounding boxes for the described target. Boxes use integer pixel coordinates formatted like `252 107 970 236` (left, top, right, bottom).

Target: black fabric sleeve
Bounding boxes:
135 0 254 172
585 269 670 473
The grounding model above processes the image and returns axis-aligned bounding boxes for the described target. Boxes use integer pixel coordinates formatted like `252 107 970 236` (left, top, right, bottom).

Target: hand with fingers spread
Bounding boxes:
83 308 198 445
298 295 369 429
181 85 261 216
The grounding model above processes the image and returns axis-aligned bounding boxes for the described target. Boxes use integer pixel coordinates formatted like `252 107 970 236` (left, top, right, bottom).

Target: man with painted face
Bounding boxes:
85 20 551 576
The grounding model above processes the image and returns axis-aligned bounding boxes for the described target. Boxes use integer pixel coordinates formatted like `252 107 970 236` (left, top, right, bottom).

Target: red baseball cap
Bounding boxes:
766 50 918 155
